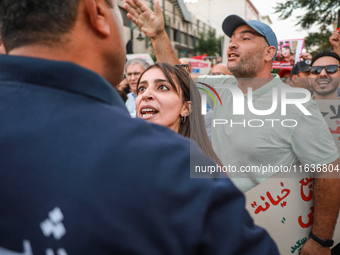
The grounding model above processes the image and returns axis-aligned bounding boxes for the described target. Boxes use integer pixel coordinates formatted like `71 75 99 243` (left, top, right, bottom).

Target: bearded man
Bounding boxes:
309 52 340 100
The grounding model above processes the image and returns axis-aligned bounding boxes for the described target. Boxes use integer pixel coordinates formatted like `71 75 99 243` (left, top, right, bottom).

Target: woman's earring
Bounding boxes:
181 114 187 123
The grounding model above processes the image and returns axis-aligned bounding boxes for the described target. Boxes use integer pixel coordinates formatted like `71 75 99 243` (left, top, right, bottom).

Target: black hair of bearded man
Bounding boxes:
0 0 112 52
311 51 340 66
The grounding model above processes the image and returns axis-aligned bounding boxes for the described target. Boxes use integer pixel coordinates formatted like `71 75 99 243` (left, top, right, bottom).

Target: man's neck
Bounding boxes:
9 44 72 62
237 71 273 94
314 92 340 100
8 43 115 86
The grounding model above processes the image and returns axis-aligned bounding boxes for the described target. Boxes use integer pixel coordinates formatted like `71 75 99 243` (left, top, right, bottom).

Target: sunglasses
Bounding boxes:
310 65 339 75
175 64 190 74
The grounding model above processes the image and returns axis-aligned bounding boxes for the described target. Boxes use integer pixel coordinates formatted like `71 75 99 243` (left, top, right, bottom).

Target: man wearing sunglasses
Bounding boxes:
290 59 313 95
309 52 340 100
179 58 193 73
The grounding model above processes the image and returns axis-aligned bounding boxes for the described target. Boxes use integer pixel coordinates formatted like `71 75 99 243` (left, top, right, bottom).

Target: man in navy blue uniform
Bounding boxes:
0 0 278 254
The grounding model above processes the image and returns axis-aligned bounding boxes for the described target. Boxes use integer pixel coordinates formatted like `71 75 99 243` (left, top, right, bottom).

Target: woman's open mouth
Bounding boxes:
140 107 159 118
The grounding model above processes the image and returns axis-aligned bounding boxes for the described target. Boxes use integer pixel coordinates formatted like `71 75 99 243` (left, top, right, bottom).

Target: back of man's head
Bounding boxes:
0 0 127 87
210 63 231 75
0 0 112 52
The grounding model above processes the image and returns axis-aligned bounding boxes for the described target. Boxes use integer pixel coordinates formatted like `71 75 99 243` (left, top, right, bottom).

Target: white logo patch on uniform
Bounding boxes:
40 207 66 240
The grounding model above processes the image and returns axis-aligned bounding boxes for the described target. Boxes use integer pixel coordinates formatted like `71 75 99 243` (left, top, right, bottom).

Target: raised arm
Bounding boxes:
300 159 340 255
124 0 180 65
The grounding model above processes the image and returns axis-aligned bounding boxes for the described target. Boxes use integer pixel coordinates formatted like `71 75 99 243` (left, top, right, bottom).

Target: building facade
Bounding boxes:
117 0 216 58
184 0 262 63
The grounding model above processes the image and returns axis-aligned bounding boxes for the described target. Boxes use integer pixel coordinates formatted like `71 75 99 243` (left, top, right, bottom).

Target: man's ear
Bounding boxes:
290 74 298 86
0 38 5 54
264 46 277 62
84 0 110 37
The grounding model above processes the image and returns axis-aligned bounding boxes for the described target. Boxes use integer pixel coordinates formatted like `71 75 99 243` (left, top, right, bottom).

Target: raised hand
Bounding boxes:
124 0 165 40
330 30 340 49
300 52 312 61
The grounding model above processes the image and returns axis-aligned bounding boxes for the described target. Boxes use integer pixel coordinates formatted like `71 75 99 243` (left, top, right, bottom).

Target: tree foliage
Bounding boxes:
195 30 222 56
304 29 333 56
275 0 339 57
274 0 339 30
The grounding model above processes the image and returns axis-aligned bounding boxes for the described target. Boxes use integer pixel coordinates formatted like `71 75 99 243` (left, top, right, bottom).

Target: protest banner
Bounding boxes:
189 59 211 75
245 171 340 254
273 39 305 70
315 100 340 152
126 54 154 65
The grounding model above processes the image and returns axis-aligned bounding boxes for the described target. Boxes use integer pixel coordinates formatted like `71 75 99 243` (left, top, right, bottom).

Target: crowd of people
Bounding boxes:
1 0 340 254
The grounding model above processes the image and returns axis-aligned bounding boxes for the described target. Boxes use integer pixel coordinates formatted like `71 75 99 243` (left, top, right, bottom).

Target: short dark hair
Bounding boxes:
311 51 340 66
0 0 113 52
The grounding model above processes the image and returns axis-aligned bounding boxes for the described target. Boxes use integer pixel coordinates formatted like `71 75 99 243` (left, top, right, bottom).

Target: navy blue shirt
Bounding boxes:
0 55 278 255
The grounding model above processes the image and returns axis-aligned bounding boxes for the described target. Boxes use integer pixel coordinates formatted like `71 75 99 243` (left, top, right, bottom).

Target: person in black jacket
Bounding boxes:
0 0 278 254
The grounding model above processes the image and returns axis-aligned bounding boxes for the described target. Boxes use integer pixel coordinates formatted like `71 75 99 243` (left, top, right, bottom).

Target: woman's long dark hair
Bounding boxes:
136 62 221 164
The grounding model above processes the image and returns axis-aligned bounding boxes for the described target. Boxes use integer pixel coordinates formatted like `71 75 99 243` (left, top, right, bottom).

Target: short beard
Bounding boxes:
313 79 338 96
228 47 265 78
314 85 338 96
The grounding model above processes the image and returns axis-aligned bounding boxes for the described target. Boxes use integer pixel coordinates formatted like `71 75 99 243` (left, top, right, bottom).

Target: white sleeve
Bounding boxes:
196 75 235 109
291 100 339 165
